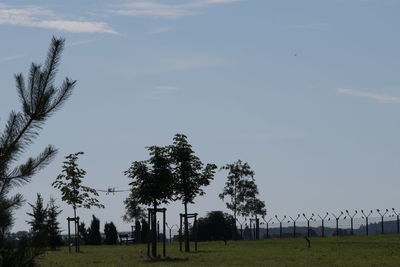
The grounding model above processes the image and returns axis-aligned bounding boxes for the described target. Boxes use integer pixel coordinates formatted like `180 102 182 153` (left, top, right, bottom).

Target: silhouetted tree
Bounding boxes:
196 211 233 243
104 222 118 245
87 215 102 245
134 220 142 243
79 222 89 244
169 134 217 252
124 146 174 257
241 178 266 240
0 36 75 265
141 218 148 244
219 160 256 239
46 197 63 249
26 193 48 234
52 152 104 249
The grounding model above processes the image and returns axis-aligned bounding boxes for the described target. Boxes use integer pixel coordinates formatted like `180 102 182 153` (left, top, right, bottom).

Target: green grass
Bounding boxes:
38 234 400 266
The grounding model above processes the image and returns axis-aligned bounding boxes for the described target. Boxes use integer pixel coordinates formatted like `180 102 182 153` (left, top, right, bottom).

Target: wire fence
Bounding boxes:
237 209 400 240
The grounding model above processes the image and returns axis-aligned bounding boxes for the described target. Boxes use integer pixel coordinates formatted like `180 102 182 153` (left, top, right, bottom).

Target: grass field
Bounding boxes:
38 234 400 266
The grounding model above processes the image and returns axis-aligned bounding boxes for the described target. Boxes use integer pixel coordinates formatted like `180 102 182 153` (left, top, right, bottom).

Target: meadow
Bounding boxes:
38 234 400 266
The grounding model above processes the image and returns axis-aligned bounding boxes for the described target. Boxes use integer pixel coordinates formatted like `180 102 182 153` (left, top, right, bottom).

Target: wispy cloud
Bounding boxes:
337 88 400 104
111 0 243 19
149 26 174 34
146 85 179 99
0 4 117 34
66 39 97 47
284 23 327 30
0 54 24 63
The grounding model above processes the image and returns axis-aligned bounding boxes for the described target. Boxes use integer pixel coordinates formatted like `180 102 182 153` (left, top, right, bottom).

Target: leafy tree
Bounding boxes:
169 134 217 252
52 152 104 249
0 36 75 265
241 178 266 240
104 222 118 245
124 146 174 257
26 193 48 234
219 160 256 239
46 197 63 249
87 215 101 245
196 211 234 243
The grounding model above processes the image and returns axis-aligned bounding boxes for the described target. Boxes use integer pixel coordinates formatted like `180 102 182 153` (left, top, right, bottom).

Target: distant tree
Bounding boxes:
52 152 104 249
0 36 75 265
46 197 63 249
26 193 48 234
134 220 142 243
124 146 174 257
219 160 256 239
78 222 89 244
87 215 102 245
196 211 233 243
123 192 145 223
104 222 118 245
169 134 217 252
241 178 266 240
140 218 148 244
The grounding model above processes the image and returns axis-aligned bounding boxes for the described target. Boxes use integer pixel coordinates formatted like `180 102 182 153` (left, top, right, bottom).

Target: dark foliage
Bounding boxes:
124 146 174 257
0 36 75 266
79 222 89 245
87 215 102 245
134 220 141 243
169 134 217 252
196 211 235 242
104 222 118 245
141 218 148 244
46 197 63 249
26 193 48 234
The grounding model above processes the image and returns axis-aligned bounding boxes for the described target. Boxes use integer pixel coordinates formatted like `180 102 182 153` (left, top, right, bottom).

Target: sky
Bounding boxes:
1 0 400 234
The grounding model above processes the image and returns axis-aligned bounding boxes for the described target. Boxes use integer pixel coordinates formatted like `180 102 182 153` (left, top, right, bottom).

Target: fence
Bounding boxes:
238 209 400 240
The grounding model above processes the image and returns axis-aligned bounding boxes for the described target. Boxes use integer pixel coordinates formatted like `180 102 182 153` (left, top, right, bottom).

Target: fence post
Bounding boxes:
346 210 357 235
303 213 314 237
332 212 344 236
289 214 300 238
392 208 400 233
275 215 286 239
361 210 372 236
377 209 389 234
318 212 329 237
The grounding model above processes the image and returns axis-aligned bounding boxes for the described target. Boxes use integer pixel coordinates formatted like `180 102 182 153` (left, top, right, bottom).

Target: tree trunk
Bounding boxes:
184 202 190 252
73 207 78 252
152 204 157 257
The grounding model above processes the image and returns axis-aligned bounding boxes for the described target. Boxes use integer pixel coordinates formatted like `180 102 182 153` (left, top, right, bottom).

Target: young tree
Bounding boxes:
47 197 63 249
169 134 217 252
26 193 48 234
0 36 75 265
87 215 102 245
104 222 118 245
52 152 104 249
219 160 256 239
241 179 266 240
124 146 174 257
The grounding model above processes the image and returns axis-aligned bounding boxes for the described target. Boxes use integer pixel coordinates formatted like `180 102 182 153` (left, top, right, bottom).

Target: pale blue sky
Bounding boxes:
1 0 400 233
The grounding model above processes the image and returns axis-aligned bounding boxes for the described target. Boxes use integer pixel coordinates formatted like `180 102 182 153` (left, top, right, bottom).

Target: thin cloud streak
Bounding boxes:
337 88 400 104
66 39 97 47
146 85 179 99
111 0 243 18
0 54 24 63
0 4 117 34
149 26 174 34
